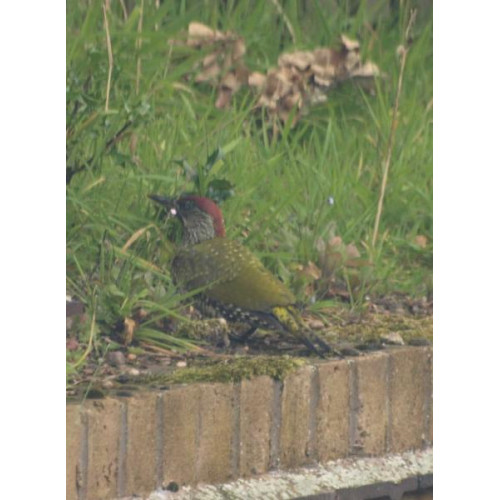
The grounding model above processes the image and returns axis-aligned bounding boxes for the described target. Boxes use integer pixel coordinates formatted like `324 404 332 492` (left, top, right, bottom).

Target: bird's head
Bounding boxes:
149 194 225 245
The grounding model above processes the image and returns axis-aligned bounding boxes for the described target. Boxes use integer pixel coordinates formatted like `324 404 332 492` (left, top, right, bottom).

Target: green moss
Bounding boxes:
143 356 305 385
323 313 433 345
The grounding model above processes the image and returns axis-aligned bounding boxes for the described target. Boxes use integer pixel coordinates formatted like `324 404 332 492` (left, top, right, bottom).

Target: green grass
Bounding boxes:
66 0 432 368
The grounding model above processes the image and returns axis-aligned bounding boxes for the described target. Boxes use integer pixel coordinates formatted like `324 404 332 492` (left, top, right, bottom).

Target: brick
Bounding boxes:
85 398 122 500
428 348 433 445
403 488 433 500
280 365 314 468
66 404 83 500
125 393 158 495
239 376 274 476
389 347 431 452
316 360 350 461
352 352 389 456
162 385 200 486
196 383 236 483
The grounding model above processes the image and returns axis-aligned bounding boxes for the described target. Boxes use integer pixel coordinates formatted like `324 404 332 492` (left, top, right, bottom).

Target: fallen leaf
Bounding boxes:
328 235 343 248
315 238 326 254
345 243 361 259
299 261 322 281
66 338 80 351
381 331 405 345
340 34 360 51
173 23 380 128
248 71 267 88
216 87 233 109
414 235 428 248
307 319 324 330
188 22 219 41
122 317 137 346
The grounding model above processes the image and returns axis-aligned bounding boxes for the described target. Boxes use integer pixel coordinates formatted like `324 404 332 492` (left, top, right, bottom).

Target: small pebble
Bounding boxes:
126 367 140 376
165 481 179 492
66 337 80 351
335 343 361 357
108 351 126 367
339 346 361 357
308 319 324 330
86 388 105 399
102 379 114 389
115 390 134 398
176 360 187 368
381 331 405 345
127 353 137 361
356 341 383 351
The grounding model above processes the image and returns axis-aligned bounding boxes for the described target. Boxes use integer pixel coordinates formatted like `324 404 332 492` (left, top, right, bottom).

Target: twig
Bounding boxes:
67 119 132 185
105 120 133 150
136 0 144 95
102 1 113 112
270 0 296 44
119 0 128 21
155 0 160 31
372 9 417 247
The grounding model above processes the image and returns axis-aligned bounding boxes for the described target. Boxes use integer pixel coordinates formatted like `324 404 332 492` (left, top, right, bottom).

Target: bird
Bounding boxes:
149 193 331 356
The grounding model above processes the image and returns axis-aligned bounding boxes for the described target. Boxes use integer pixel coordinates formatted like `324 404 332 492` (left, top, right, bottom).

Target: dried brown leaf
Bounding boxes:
312 48 334 66
178 24 380 128
350 61 380 78
299 261 322 281
215 87 233 109
340 34 360 52
232 38 246 59
188 22 217 39
195 62 222 83
320 251 343 276
122 317 137 346
248 72 267 88
220 71 241 91
66 338 80 351
328 235 343 248
278 51 314 71
345 243 361 259
315 238 326 254
414 235 428 248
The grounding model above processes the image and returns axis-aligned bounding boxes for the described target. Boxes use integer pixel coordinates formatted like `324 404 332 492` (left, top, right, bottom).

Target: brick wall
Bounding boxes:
66 346 432 500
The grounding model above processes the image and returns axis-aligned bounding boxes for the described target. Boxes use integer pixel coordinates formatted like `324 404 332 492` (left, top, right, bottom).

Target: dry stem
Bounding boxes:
119 0 128 21
102 1 113 112
155 0 160 31
372 9 417 247
136 0 145 95
270 0 296 44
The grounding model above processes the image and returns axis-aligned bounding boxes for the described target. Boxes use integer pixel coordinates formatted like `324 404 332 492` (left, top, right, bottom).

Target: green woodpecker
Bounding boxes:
149 194 331 356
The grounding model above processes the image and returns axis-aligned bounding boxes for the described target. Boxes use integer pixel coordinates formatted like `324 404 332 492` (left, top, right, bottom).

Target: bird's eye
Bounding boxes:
182 200 196 210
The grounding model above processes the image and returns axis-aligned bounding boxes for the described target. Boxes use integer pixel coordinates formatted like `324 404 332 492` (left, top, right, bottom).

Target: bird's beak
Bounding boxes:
148 194 178 216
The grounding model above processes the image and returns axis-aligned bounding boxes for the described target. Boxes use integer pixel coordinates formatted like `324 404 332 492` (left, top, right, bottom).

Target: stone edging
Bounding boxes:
66 346 432 499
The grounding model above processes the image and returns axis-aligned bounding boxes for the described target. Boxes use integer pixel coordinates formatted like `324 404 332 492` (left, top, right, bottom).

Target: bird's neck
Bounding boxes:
181 212 218 246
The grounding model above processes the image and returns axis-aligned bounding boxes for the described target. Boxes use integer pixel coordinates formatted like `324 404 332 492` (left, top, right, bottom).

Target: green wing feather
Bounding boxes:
172 238 295 311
